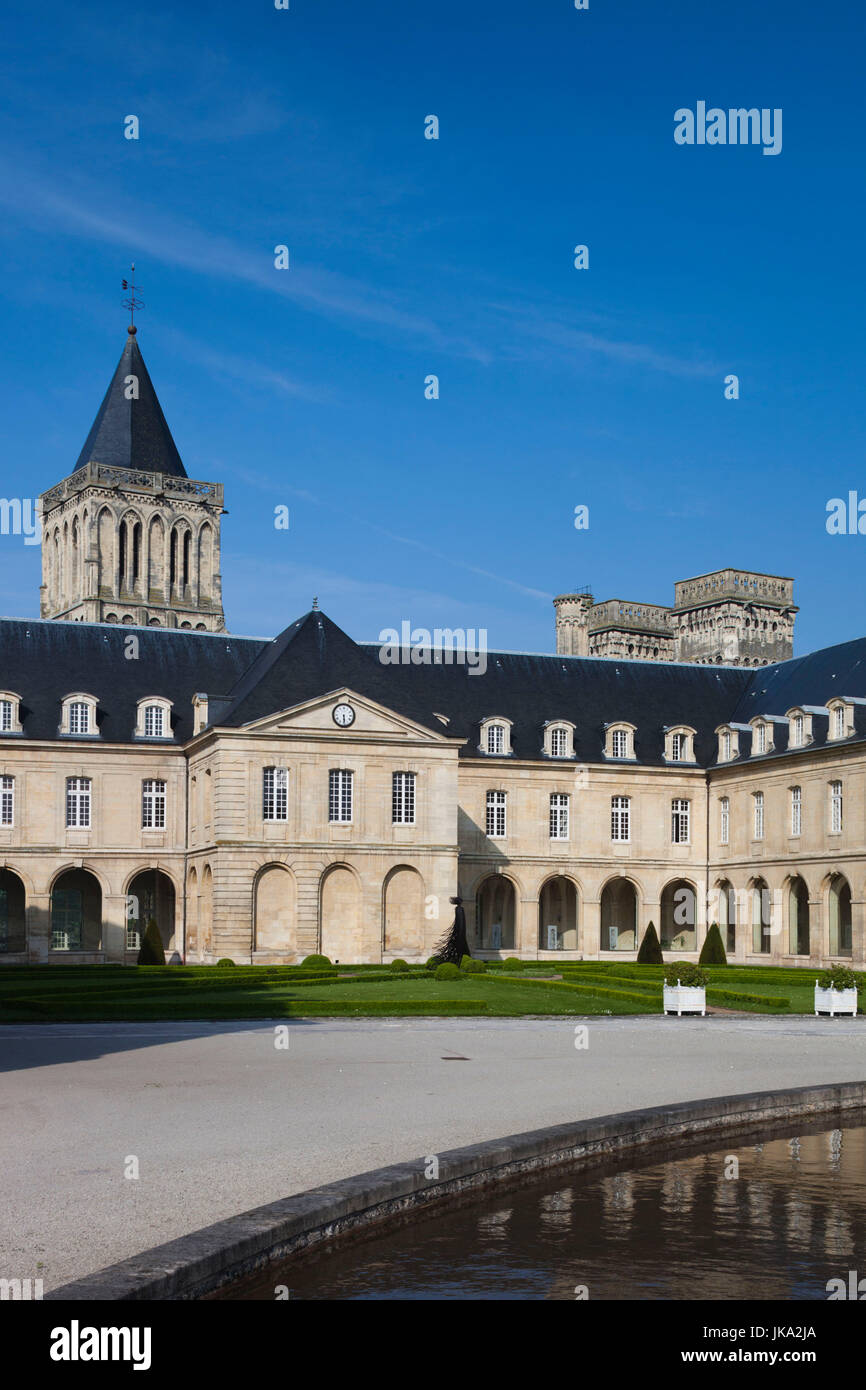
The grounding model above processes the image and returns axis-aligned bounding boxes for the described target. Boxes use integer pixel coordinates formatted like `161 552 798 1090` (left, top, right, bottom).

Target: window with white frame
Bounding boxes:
0 701 12 733
830 780 843 833
671 798 690 844
833 706 846 739
721 730 732 762
66 777 91 829
486 723 505 755
609 726 634 759
791 786 802 836
792 715 804 748
329 769 353 823
263 767 288 821
392 772 416 825
141 779 166 829
69 701 90 735
549 726 570 758
753 790 764 840
611 795 630 842
754 723 766 755
0 775 13 825
549 793 569 840
143 704 165 738
670 733 685 761
666 728 695 762
486 790 506 838
719 795 729 845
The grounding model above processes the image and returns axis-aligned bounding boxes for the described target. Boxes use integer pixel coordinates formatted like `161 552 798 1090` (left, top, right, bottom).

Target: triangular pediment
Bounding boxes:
240 687 456 743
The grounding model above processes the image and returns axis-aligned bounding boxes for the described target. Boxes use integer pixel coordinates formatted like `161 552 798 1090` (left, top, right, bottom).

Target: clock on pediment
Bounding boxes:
333 702 356 728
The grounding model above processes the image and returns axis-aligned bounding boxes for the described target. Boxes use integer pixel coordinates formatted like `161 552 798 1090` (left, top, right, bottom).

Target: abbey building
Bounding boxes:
0 330 863 968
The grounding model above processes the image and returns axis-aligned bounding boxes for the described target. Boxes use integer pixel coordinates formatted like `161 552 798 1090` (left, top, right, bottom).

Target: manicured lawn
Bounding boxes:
0 960 842 1021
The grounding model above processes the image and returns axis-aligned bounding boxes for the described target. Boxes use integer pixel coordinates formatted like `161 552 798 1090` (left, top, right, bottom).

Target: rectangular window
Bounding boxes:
550 727 569 757
0 775 13 826
69 702 90 735
486 790 506 838
0 701 11 733
792 715 803 747
754 724 766 754
392 772 416 825
670 733 684 762
141 779 166 830
329 769 353 823
549 793 569 840
721 731 731 761
144 705 165 738
719 796 729 845
486 724 504 755
791 786 801 836
611 729 627 759
671 798 690 844
66 777 91 829
263 766 288 821
753 791 764 840
611 795 630 842
831 780 843 833
834 707 845 738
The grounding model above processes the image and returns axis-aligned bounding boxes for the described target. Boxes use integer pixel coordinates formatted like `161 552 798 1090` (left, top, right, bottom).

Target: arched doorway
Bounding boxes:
600 879 637 951
255 865 296 954
788 877 810 956
538 877 578 951
186 866 198 958
128 869 177 953
829 875 852 957
715 880 737 955
751 878 771 954
51 869 102 952
321 865 361 961
660 880 697 952
475 876 516 951
383 866 424 957
0 869 26 953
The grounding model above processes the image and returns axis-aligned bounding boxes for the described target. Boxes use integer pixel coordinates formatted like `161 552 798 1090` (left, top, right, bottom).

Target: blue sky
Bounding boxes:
0 0 863 655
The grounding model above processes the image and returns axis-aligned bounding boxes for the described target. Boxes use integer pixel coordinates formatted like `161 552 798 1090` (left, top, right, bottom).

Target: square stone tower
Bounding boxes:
39 328 225 630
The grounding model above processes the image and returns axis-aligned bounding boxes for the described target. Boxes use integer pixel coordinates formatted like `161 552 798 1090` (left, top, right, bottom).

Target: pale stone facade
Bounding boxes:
0 330 861 971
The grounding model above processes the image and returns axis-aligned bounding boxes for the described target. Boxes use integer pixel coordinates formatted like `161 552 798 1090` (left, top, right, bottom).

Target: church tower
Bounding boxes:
39 326 226 630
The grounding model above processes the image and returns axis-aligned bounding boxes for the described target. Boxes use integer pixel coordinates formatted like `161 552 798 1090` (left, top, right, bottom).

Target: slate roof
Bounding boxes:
73 331 188 478
2 608 866 766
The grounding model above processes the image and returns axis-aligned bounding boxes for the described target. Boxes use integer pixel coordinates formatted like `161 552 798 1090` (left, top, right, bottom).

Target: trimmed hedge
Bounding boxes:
435 962 461 980
480 974 657 1007
284 1000 489 1016
301 954 333 968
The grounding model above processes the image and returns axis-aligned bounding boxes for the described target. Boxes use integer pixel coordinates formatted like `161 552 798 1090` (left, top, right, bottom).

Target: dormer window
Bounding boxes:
60 693 99 737
755 723 766 754
545 721 575 758
664 726 696 763
828 702 850 740
749 718 775 755
135 697 174 740
792 714 804 747
715 725 741 762
480 717 513 757
722 731 731 761
0 692 23 735
605 723 636 760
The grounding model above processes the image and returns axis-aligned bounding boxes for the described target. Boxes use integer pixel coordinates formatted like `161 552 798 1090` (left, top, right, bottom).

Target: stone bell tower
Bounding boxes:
553 589 594 656
39 327 226 631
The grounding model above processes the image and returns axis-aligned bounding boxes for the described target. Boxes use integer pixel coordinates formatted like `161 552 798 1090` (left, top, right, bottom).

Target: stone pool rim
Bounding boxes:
46 1079 866 1301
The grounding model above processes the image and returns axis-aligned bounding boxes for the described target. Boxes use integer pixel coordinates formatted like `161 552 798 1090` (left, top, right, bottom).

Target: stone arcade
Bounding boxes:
0 328 863 967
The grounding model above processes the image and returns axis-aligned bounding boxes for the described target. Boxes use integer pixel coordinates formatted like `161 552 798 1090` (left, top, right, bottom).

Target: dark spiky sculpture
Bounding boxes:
432 896 470 965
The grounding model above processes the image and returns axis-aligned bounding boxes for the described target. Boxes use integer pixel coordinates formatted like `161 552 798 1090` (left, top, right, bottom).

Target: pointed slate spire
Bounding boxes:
73 329 188 478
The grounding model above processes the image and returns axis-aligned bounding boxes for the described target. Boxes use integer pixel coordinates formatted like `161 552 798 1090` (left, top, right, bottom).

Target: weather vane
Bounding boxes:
121 264 144 333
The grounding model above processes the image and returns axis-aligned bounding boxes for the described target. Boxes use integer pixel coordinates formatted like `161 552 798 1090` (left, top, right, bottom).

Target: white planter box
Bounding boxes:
663 983 706 1017
814 984 858 1017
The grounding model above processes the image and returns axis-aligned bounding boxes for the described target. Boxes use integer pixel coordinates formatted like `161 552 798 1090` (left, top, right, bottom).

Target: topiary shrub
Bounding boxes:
137 918 165 966
699 923 728 966
389 959 409 973
426 956 440 971
818 965 860 991
502 957 523 971
302 954 332 968
435 962 461 980
462 958 487 974
215 958 235 967
664 961 708 988
637 921 664 964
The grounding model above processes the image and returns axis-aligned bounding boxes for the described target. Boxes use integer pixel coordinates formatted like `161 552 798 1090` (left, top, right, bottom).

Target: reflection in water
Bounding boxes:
223 1121 866 1301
